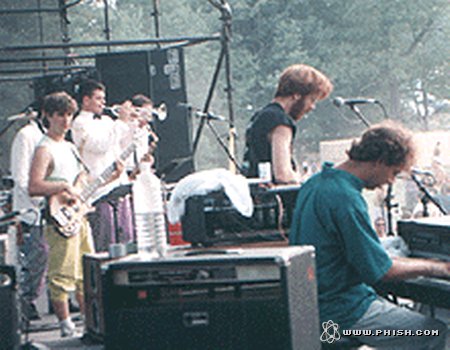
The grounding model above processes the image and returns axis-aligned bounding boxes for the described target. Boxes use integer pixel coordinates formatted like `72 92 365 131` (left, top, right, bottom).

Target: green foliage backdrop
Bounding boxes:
1 0 449 173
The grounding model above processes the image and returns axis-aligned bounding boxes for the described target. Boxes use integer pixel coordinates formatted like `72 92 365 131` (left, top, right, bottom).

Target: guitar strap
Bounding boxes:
70 146 91 175
133 149 139 169
35 118 46 135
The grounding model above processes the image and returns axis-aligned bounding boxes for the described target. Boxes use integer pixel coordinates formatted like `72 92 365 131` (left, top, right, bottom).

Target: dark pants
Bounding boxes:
87 195 135 252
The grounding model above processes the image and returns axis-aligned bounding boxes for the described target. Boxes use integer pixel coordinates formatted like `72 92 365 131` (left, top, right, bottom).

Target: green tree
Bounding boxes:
230 0 449 161
1 0 448 171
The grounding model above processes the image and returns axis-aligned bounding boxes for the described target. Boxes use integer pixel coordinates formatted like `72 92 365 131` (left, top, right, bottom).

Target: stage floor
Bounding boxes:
22 305 450 350
23 312 101 350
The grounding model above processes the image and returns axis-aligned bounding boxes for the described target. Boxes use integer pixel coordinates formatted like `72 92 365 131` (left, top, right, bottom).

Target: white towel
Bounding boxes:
167 168 253 224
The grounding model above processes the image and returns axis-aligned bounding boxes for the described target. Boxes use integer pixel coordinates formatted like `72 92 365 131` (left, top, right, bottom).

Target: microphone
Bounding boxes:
411 168 434 177
410 168 435 186
7 108 38 122
0 209 34 222
333 97 379 107
177 102 192 109
194 111 226 121
178 103 226 121
103 107 120 119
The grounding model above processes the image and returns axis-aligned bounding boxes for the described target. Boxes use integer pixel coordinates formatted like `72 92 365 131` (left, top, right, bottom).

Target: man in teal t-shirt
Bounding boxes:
290 122 449 349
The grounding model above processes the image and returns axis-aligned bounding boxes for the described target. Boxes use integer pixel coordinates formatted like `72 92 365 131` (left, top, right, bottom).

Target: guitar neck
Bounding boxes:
79 142 137 202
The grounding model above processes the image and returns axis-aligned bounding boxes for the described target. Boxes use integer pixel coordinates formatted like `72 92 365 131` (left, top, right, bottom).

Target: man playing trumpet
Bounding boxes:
71 79 138 252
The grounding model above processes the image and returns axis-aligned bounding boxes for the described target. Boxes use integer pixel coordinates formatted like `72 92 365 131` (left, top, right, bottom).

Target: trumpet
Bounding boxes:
104 102 167 121
139 103 167 122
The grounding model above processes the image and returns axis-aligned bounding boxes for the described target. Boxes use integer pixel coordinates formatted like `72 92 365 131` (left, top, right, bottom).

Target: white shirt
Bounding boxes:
39 136 83 185
10 120 45 225
71 110 133 202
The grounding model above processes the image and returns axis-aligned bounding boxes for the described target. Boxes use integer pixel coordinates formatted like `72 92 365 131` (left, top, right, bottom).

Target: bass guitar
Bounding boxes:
48 139 138 238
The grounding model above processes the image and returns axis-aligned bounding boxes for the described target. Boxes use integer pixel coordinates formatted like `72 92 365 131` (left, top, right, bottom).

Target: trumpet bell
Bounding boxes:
106 102 168 122
153 103 167 121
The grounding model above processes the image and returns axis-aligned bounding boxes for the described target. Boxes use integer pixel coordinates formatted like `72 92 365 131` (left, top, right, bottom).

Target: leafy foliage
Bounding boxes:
0 0 448 172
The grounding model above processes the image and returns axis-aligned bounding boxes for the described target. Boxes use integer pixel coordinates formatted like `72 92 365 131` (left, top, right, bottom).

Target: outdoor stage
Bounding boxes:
17 243 450 350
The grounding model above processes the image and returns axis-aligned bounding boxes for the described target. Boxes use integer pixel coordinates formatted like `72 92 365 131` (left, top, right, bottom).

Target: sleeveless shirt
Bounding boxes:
39 136 82 185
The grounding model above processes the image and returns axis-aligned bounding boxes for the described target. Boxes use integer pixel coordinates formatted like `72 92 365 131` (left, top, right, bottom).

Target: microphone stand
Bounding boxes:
410 173 448 216
348 104 371 128
375 101 389 119
384 184 398 235
0 119 17 139
203 117 243 174
192 0 239 173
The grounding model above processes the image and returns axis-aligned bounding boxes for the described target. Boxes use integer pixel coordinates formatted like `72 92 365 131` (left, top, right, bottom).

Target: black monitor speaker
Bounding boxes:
83 253 113 343
102 247 321 350
0 265 19 350
95 48 194 182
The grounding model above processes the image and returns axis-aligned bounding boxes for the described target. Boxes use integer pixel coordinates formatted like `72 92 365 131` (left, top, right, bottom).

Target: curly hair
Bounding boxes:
347 121 416 168
275 64 333 100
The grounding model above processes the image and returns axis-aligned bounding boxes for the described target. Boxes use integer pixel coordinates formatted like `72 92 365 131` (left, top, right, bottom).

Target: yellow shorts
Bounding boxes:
45 219 94 301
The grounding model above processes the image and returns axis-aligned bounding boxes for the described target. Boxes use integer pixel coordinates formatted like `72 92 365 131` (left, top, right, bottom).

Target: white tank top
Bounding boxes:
40 136 83 185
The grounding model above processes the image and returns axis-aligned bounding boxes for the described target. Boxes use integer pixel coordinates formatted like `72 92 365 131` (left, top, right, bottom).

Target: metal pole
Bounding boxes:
103 0 112 52
36 0 47 72
58 0 72 69
0 65 94 75
219 1 236 173
0 0 82 13
152 0 161 48
0 8 61 14
1 35 220 51
192 45 225 154
0 53 97 64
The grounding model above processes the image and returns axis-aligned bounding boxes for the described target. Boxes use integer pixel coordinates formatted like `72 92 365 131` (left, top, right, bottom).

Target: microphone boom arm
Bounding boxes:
410 173 448 216
349 104 371 128
375 101 389 119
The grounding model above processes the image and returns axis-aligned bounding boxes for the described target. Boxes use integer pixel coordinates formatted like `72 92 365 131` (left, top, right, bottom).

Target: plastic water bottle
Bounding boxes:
132 162 168 257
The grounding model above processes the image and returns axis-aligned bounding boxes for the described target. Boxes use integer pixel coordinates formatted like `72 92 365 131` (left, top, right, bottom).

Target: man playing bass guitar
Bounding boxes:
28 92 123 338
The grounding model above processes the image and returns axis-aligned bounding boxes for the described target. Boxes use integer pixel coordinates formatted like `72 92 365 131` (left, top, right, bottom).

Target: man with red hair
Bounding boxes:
243 64 333 184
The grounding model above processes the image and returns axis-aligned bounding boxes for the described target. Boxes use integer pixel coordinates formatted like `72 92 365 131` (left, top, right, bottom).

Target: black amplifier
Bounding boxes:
398 216 450 261
83 252 115 342
0 265 19 350
103 246 320 350
181 185 299 246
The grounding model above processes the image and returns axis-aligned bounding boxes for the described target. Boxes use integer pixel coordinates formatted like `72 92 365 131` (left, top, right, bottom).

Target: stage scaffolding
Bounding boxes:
0 0 239 172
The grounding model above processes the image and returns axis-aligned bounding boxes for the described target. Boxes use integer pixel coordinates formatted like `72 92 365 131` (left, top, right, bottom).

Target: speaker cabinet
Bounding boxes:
0 235 7 263
83 253 112 342
103 247 320 350
95 48 194 182
0 265 19 350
